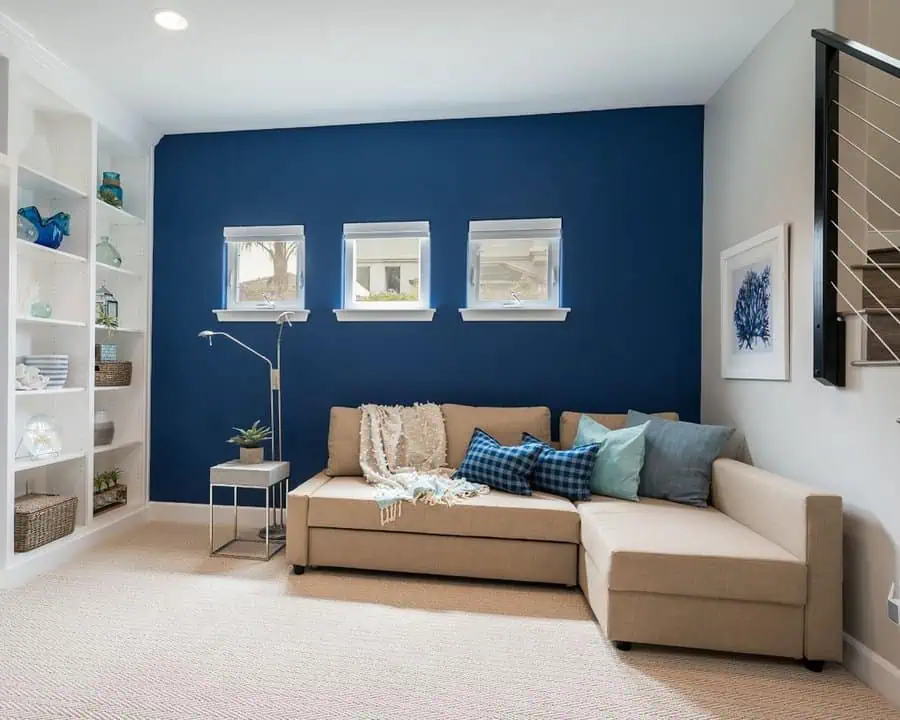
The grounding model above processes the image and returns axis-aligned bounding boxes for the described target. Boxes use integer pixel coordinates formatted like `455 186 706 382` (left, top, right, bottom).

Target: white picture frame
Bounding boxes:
720 224 790 381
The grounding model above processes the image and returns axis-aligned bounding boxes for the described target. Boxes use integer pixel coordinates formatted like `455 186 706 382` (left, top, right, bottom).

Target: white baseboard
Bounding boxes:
843 633 900 710
1 505 149 588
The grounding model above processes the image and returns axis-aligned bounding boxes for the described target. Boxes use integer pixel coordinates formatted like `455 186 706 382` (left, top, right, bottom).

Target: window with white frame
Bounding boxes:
466 218 562 309
343 221 430 310
224 225 305 310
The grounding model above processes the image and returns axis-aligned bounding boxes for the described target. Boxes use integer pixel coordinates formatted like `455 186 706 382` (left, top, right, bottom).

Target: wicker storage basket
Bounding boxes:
15 494 78 552
95 361 132 387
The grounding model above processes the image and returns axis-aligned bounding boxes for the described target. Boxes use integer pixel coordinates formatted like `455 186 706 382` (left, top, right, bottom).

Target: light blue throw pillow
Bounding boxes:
573 415 648 501
626 410 734 508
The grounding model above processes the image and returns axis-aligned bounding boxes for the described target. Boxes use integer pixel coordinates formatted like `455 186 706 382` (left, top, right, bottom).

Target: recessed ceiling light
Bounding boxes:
154 10 189 31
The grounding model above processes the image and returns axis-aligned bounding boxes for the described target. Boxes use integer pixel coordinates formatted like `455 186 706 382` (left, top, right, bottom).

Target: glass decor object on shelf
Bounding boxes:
96 236 123 267
96 284 119 326
16 213 38 243
30 302 52 319
18 207 71 250
95 343 117 362
15 414 62 461
98 171 123 208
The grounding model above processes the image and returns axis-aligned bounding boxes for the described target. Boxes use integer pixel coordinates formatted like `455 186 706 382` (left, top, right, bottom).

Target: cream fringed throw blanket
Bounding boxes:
359 403 489 524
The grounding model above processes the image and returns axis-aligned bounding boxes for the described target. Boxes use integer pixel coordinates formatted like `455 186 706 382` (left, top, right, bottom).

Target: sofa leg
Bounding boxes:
803 659 824 673
614 641 633 651
292 565 306 575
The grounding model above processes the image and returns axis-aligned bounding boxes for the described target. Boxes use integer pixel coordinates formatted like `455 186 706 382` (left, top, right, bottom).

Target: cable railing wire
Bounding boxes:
833 190 900 258
833 221 900 296
834 101 900 147
832 249 900 327
834 159 900 223
835 71 900 111
832 282 900 363
833 130 900 186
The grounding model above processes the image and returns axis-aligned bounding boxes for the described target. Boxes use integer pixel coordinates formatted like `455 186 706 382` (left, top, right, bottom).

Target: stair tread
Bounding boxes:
851 360 900 367
850 263 900 270
840 308 900 315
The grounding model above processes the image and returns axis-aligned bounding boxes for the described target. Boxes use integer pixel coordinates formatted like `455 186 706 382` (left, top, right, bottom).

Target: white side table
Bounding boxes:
209 460 289 560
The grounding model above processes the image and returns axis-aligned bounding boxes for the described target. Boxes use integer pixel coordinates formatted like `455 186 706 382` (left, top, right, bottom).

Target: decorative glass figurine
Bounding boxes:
96 236 123 267
98 171 123 208
17 207 71 250
16 414 62 461
16 214 38 243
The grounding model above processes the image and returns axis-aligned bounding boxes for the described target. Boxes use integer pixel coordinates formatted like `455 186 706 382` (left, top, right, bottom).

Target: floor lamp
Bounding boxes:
198 311 294 541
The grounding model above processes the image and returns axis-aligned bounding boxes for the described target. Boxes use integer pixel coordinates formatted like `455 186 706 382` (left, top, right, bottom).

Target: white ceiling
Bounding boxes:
0 0 795 135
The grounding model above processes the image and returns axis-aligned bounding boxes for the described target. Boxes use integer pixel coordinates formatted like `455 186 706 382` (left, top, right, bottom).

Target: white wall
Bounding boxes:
702 0 900 684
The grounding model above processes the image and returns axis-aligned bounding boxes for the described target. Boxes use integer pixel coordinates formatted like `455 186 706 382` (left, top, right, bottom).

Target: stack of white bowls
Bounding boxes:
23 355 69 388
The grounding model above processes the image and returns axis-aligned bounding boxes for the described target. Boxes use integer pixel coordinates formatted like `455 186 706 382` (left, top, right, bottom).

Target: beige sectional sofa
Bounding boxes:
288 404 843 670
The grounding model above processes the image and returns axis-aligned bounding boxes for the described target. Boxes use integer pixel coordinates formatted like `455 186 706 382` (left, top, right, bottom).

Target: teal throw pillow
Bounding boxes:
626 410 734 508
573 415 648 502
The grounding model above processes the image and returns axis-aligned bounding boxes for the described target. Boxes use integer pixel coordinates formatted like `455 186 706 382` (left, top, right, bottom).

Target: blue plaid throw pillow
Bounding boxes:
522 432 599 501
453 428 543 495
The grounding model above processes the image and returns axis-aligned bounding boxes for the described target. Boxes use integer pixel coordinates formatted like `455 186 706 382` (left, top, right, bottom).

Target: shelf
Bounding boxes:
95 325 144 335
96 199 144 226
16 239 87 264
96 262 140 279
93 439 141 455
17 316 87 328
19 164 89 200
16 387 86 397
14 451 86 472
95 385 134 393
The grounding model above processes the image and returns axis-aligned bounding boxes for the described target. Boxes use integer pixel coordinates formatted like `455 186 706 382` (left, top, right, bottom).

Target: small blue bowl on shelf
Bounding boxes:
17 206 71 250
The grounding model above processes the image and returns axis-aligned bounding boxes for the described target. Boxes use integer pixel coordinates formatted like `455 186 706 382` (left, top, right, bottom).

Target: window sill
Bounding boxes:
459 308 570 322
333 308 436 322
213 309 310 323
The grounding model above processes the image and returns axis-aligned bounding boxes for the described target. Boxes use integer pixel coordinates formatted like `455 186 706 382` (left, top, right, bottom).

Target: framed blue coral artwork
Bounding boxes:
720 224 790 380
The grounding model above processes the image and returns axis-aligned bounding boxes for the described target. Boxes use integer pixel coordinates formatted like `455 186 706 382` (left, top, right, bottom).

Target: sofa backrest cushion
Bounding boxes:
559 411 679 450
326 407 363 476
442 405 551 468
326 404 553 476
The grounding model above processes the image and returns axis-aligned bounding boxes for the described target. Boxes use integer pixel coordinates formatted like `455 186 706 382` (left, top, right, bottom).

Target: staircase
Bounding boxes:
813 30 900 384
851 248 900 363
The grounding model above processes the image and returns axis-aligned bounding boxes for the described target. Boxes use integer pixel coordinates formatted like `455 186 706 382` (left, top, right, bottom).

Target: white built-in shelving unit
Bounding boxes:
0 49 155 586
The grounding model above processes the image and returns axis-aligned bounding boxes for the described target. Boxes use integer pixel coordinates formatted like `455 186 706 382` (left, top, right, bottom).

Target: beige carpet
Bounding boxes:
0 522 895 720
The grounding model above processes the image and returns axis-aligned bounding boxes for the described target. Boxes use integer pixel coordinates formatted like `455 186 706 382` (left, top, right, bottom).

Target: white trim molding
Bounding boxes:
334 308 435 323
843 633 900 710
214 309 309 323
459 308 570 322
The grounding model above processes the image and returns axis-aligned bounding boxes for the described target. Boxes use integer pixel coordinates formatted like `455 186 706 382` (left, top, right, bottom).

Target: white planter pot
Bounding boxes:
239 446 264 464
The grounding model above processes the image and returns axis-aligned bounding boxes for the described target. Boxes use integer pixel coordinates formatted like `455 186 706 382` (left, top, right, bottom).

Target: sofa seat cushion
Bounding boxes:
577 496 807 606
308 476 579 543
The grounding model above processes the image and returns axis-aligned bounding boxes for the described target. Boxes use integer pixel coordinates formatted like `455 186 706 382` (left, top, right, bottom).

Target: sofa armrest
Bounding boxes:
287 472 331 567
711 458 843 661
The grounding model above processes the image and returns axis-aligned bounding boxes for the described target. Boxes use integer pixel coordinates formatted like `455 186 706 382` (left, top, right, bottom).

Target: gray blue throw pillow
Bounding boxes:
453 428 542 495
573 415 649 502
626 410 734 508
522 433 599 502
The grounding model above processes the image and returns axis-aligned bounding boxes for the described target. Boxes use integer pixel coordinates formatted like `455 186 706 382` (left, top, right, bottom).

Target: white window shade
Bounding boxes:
465 218 565 318
341 221 432 316
222 225 306 315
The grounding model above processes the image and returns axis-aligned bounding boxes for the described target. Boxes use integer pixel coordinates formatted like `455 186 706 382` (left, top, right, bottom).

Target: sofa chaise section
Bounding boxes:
577 458 842 664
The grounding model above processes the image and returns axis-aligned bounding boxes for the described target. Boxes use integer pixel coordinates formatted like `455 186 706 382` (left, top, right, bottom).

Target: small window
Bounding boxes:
343 221 430 310
467 218 562 309
224 225 305 311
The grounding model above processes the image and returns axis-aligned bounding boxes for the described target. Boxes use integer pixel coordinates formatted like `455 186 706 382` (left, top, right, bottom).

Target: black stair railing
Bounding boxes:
813 29 900 387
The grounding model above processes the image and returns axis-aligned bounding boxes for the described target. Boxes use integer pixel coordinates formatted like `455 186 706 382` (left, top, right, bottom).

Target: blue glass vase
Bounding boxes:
17 207 71 250
98 171 123 209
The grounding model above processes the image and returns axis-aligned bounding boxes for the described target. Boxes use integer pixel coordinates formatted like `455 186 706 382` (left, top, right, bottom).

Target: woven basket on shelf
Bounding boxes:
15 494 78 553
95 361 132 387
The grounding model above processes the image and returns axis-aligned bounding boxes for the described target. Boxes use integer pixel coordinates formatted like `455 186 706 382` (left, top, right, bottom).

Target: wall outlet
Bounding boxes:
889 584 900 626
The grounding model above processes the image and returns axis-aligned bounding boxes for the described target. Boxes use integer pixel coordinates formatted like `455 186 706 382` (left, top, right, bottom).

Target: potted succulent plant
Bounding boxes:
228 420 272 464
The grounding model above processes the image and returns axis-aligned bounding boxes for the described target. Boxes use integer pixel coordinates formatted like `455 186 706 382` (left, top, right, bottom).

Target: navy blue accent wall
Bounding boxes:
152 107 704 503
